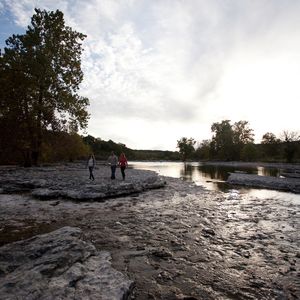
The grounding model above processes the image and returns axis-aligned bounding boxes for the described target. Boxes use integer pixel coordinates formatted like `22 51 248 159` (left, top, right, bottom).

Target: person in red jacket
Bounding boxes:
118 152 128 180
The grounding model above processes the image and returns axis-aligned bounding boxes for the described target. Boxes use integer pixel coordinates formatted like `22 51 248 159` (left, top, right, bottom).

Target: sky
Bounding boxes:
0 0 300 150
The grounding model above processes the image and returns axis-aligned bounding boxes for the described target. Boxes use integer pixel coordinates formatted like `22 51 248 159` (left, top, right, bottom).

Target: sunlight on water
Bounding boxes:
130 161 300 203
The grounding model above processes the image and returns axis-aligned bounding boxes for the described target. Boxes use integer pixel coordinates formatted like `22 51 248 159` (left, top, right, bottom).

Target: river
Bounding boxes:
130 161 300 203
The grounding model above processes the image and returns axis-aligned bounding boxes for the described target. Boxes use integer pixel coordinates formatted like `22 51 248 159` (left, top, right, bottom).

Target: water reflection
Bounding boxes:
130 161 281 187
180 163 193 180
257 166 281 177
130 161 300 202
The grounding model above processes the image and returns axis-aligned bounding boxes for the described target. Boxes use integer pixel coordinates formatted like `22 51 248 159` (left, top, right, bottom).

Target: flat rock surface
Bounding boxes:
0 163 165 200
0 165 299 299
227 173 300 193
0 226 133 300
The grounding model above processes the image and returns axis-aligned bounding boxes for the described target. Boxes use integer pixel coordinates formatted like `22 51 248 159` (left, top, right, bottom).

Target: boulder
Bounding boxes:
0 227 134 300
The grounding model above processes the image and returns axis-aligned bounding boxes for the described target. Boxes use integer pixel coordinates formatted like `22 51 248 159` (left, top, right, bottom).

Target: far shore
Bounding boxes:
201 160 300 170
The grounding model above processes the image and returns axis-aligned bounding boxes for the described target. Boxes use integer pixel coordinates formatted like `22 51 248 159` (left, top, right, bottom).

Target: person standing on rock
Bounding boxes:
118 153 128 180
87 154 96 181
108 151 118 180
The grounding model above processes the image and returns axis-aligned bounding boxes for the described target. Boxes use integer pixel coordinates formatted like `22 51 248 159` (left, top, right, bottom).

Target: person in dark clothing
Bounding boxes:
118 152 128 180
107 151 118 179
87 154 96 180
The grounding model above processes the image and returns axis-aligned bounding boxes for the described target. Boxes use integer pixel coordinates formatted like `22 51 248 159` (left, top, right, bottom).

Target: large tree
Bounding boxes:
177 137 196 161
232 120 254 159
210 120 234 160
210 120 255 160
195 139 211 160
281 130 300 163
261 132 280 158
0 8 89 165
233 121 254 145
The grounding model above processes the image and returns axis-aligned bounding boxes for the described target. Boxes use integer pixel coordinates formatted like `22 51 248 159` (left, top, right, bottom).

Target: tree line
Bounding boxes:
177 120 300 163
83 135 180 161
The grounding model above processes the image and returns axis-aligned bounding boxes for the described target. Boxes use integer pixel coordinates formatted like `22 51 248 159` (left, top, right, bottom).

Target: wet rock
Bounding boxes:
156 270 173 282
49 201 60 206
32 188 61 199
201 228 215 236
151 247 173 259
249 279 266 288
0 227 133 300
227 173 300 193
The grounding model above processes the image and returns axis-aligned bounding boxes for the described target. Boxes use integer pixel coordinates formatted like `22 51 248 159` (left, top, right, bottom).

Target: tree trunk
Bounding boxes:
32 86 44 166
23 149 32 167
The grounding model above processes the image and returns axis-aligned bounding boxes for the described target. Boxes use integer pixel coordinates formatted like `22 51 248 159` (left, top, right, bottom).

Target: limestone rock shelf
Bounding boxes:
0 226 134 300
227 172 300 193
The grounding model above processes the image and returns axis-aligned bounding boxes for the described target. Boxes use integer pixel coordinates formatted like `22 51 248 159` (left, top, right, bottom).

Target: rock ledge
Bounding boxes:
227 173 300 193
0 226 134 300
0 165 166 201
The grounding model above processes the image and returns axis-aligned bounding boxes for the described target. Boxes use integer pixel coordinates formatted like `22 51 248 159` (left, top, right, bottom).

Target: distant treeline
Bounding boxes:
193 140 300 163
82 135 180 161
177 120 300 163
0 131 180 165
1 127 299 165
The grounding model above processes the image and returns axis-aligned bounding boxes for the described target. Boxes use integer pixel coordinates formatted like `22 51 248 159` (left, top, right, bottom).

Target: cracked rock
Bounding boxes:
0 226 134 300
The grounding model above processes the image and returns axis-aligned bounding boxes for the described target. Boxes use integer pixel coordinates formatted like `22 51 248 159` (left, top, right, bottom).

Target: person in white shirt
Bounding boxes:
107 151 118 179
87 154 96 180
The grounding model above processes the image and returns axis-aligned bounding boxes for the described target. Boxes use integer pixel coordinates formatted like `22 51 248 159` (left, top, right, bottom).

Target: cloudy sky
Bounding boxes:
1 0 299 150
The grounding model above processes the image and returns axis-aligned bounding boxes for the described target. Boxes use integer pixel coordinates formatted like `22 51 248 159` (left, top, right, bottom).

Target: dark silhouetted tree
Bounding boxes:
241 143 257 161
261 132 280 158
281 130 300 163
210 120 234 160
233 121 254 144
177 137 196 161
232 120 254 159
195 139 211 160
0 8 89 166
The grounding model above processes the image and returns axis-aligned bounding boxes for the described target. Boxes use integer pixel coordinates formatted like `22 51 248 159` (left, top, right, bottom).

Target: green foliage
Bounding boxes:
261 132 279 144
261 132 280 159
194 139 211 160
240 143 257 161
83 135 130 159
233 121 254 145
83 135 180 161
209 120 255 160
210 120 234 160
281 131 300 163
176 137 196 161
0 8 89 166
42 132 90 162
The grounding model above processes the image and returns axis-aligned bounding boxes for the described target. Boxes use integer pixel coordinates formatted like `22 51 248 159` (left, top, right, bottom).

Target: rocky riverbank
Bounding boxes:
0 163 165 200
227 173 300 193
0 164 299 299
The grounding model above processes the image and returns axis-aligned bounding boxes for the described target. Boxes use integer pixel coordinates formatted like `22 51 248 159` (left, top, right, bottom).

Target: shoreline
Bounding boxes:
202 160 300 170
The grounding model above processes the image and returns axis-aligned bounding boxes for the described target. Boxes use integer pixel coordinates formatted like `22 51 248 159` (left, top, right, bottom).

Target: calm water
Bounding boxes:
130 161 300 203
